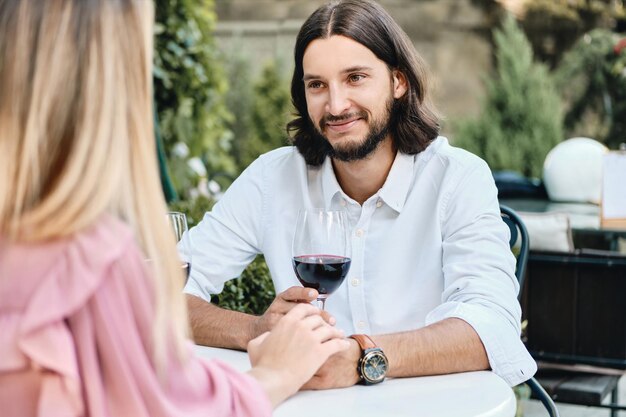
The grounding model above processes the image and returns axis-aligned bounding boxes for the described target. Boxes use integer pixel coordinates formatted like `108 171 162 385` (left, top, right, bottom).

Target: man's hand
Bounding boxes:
249 286 335 341
301 337 361 389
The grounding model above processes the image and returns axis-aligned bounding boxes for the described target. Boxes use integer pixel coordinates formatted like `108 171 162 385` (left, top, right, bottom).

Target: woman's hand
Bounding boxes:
246 303 350 407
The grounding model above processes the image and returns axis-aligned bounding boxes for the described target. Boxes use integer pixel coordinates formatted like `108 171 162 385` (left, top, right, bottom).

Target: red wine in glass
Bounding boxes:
292 209 351 310
292 255 351 297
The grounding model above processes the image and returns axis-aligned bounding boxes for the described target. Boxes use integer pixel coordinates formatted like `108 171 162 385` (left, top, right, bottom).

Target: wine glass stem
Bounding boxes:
317 297 326 311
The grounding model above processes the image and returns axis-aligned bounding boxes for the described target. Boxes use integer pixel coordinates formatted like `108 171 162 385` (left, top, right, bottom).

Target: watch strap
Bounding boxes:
349 334 378 351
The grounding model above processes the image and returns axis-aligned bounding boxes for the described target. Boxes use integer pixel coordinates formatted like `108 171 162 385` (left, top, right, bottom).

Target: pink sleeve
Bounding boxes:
2 217 272 417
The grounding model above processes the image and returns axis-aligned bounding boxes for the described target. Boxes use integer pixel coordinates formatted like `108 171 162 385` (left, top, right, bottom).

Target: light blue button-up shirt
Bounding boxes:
181 136 537 386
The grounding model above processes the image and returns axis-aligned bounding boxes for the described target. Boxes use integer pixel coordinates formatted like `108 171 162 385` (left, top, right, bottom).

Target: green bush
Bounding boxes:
454 14 563 178
225 56 292 174
521 0 625 66
213 256 276 315
245 62 292 169
555 30 626 149
154 0 236 198
168 195 215 227
156 5 286 314
169 196 275 315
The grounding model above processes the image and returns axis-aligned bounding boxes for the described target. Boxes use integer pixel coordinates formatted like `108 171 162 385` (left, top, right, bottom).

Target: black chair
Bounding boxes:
500 205 561 417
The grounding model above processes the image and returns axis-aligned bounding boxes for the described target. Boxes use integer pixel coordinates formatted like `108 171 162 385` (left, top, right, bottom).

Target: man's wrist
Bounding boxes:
343 337 359 385
243 313 261 350
349 334 389 385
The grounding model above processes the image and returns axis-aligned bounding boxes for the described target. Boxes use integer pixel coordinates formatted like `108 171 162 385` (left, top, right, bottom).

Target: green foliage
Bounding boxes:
168 196 275 315
525 0 624 24
454 14 563 178
154 0 236 198
246 62 292 167
522 0 625 66
555 30 626 149
213 256 276 315
223 43 255 174
168 195 215 227
226 57 292 174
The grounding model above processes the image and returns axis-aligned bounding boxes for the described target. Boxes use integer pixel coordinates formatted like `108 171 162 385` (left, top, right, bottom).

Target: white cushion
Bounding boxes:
519 211 575 253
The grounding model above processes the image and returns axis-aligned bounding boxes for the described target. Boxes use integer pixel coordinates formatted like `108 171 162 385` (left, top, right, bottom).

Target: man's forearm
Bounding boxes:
186 294 255 350
377 318 490 378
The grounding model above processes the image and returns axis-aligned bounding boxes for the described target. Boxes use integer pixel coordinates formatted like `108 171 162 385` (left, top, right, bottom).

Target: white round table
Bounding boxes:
194 345 516 417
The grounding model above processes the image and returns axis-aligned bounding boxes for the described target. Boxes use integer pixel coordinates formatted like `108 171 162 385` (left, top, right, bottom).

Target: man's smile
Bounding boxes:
325 118 361 134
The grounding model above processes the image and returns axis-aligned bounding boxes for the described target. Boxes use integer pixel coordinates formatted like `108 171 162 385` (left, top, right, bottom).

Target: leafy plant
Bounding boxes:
555 30 626 149
244 62 292 169
521 0 625 66
154 0 236 198
454 14 563 178
225 56 292 174
213 256 276 315
168 195 215 228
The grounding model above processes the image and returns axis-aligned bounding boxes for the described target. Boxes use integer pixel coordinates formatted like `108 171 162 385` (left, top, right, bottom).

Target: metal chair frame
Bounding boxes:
500 204 561 417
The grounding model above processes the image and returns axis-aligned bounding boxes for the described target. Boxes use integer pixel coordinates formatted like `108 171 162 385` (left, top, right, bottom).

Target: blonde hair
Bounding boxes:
0 0 188 363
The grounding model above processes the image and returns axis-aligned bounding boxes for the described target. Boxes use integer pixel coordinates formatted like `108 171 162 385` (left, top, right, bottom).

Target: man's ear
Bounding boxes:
392 70 408 99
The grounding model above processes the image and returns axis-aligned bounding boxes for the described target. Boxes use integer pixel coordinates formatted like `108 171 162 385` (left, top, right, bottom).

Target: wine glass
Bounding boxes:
167 211 188 241
292 209 351 310
166 211 190 279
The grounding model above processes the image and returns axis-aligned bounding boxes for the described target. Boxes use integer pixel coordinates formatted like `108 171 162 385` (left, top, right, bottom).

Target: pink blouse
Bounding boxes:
0 215 271 417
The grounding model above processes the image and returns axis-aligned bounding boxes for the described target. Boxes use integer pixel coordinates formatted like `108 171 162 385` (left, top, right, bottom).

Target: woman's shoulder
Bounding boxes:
1 215 137 300
3 215 143 318
71 214 137 267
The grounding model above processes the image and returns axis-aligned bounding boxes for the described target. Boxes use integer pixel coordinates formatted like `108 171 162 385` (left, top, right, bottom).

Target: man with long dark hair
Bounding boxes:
181 0 535 389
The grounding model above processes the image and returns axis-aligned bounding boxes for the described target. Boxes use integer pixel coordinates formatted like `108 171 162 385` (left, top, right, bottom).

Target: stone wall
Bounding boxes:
213 0 501 132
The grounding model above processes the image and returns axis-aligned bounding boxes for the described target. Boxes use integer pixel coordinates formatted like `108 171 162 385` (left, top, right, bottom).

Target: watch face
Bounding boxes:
362 350 388 383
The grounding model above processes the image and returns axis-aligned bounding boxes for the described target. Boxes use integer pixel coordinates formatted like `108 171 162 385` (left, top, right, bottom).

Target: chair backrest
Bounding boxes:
500 204 529 293
500 205 560 417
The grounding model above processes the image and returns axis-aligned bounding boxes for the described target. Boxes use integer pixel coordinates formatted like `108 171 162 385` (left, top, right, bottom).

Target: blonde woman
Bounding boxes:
0 1 348 416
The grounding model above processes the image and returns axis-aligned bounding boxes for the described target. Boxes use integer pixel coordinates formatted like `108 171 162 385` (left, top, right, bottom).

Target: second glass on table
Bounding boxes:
166 211 188 242
292 209 351 310
166 211 190 280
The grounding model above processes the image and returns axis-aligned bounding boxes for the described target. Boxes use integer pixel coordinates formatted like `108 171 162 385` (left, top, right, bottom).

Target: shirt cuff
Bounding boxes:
425 301 537 386
183 276 213 303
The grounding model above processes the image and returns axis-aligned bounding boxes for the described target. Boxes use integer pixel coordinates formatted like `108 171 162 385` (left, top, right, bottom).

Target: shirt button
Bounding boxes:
376 200 383 208
340 199 347 207
357 321 366 330
351 278 360 287
355 229 364 237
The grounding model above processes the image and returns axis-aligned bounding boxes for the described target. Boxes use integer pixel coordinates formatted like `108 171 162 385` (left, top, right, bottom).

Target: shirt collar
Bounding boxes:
378 151 415 213
321 157 344 210
319 151 416 212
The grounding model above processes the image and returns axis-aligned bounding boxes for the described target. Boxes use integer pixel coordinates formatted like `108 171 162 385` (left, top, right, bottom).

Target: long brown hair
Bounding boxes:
287 0 441 166
0 0 187 363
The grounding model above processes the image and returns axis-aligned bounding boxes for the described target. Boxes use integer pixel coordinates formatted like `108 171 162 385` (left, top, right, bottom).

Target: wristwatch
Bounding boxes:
349 334 388 385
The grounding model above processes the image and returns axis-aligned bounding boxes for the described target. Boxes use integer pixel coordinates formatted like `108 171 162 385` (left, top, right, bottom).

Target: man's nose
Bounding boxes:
325 86 351 116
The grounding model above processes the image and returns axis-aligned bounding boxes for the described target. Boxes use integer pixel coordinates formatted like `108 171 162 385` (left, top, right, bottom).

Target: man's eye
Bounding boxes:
348 74 365 83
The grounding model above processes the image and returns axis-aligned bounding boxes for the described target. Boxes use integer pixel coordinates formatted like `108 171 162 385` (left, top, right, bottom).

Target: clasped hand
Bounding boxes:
247 303 350 404
249 286 361 390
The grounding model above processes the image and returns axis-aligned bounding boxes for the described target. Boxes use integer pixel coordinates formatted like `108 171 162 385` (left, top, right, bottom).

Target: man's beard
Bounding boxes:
312 98 395 163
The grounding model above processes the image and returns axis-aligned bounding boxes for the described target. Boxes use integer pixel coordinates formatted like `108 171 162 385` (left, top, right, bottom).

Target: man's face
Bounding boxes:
302 35 407 161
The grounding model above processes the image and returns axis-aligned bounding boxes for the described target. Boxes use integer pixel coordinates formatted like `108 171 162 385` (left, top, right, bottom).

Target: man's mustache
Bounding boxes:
319 111 368 129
